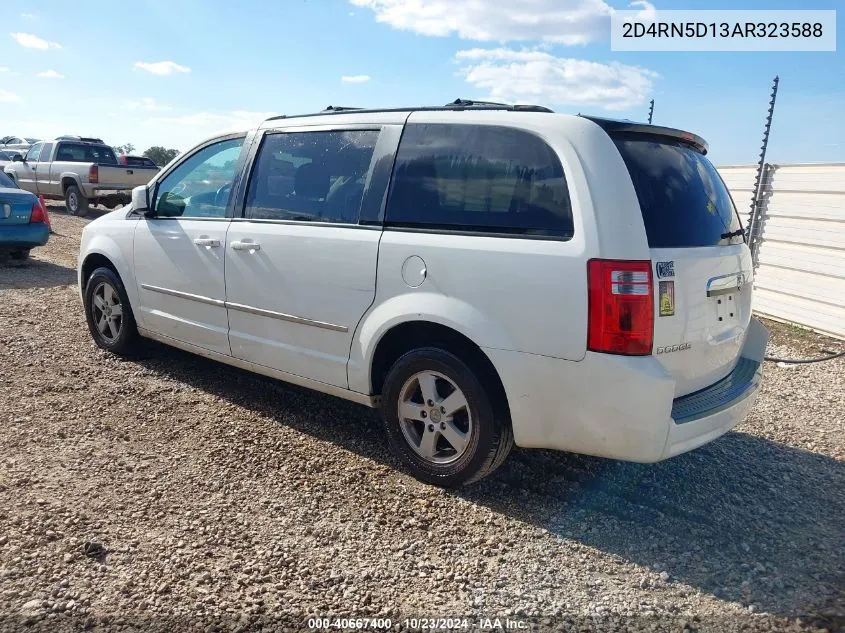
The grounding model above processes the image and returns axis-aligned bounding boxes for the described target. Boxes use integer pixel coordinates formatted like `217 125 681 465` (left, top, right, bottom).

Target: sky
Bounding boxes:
0 0 842 166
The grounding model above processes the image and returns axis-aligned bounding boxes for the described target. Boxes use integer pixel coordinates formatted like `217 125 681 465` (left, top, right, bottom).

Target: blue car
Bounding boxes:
0 170 49 260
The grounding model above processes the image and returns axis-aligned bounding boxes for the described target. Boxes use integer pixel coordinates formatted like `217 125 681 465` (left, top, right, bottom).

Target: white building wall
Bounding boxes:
718 163 845 339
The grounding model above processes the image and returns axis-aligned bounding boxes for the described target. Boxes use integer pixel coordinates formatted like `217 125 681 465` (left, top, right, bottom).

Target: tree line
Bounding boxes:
113 143 180 167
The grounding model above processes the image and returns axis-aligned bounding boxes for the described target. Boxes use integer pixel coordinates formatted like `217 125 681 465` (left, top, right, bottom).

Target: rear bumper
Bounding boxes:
0 223 50 250
485 318 769 462
79 185 132 201
664 356 762 458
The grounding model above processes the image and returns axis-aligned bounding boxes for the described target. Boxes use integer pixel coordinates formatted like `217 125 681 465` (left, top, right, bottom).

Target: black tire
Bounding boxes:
65 185 89 217
10 249 30 260
83 267 139 356
380 347 513 487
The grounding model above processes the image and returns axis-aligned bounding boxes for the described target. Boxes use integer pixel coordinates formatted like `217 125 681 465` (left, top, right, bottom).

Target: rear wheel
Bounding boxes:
381 347 513 487
65 185 89 217
83 267 139 355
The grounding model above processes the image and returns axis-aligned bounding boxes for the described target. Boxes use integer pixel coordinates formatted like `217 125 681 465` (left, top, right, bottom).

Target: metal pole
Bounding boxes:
747 76 779 263
647 99 654 124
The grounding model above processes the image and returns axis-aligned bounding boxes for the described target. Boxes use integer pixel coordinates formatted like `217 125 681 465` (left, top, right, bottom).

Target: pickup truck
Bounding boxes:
3 137 159 217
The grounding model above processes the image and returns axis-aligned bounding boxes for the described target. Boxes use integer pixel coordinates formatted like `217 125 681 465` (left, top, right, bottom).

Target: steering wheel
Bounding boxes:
214 183 232 207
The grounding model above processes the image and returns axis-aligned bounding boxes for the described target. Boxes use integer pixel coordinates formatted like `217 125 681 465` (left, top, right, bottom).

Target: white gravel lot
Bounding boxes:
0 206 843 633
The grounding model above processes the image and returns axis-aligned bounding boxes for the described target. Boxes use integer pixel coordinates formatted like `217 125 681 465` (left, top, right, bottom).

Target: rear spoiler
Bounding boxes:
580 115 709 155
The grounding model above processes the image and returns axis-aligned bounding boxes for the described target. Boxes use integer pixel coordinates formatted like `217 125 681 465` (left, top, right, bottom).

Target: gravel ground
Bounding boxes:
0 205 843 633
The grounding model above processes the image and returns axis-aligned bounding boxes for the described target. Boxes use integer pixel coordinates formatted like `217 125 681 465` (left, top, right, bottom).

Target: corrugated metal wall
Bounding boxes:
718 163 845 339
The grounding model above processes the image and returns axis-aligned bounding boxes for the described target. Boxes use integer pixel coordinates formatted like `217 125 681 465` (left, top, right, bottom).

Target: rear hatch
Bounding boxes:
0 173 33 225
609 125 752 397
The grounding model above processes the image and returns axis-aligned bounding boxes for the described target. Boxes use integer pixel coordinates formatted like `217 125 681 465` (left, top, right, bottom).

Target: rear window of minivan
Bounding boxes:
613 135 742 248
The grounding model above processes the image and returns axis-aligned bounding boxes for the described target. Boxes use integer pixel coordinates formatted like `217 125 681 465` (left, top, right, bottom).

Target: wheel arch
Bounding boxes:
61 174 81 195
367 320 510 421
80 252 119 289
79 241 142 328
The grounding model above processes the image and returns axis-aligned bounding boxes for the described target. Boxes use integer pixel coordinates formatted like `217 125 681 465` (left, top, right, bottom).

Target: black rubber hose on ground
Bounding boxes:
764 349 845 364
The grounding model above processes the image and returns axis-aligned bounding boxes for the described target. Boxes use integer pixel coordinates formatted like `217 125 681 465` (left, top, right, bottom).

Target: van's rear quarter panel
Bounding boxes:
372 230 589 360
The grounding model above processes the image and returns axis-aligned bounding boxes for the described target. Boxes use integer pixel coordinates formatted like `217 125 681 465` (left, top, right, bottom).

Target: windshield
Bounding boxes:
613 134 742 248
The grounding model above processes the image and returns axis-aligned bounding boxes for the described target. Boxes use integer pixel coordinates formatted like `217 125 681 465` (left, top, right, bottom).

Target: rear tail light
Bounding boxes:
30 197 48 224
587 259 653 355
88 164 99 183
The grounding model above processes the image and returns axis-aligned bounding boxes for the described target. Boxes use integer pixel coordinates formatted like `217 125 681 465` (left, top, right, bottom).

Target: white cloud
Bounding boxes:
10 32 62 50
350 0 654 45
123 97 171 112
341 74 371 83
134 61 191 76
0 66 9 72
36 69 64 79
0 90 22 103
21 13 37 18
455 48 657 111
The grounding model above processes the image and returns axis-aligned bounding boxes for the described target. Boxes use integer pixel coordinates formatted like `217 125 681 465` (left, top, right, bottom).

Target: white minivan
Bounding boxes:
78 101 768 487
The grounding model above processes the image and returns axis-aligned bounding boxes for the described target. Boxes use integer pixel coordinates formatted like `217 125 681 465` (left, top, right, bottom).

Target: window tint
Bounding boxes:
245 130 379 224
386 124 573 238
24 143 42 162
153 137 244 218
55 143 118 164
613 135 742 248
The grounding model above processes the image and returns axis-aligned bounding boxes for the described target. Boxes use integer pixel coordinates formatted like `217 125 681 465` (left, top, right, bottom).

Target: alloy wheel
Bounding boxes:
91 281 123 343
397 370 473 465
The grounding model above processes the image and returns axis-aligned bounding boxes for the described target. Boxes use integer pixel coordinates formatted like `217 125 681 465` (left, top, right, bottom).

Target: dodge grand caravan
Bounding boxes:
77 101 768 487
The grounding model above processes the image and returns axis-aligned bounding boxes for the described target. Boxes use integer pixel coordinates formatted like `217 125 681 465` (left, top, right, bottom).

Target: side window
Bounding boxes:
153 137 244 218
56 143 83 161
244 130 379 224
386 124 574 239
24 143 42 162
39 143 53 161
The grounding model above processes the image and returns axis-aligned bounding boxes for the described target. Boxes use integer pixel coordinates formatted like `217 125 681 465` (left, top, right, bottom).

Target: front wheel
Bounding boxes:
380 347 513 487
83 267 139 356
65 185 90 217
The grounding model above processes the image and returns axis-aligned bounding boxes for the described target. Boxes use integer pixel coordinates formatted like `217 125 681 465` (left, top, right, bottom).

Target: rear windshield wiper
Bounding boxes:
721 228 745 240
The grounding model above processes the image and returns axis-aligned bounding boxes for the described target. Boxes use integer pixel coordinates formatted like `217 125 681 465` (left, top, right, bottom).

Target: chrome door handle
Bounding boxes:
193 237 221 248
231 240 260 252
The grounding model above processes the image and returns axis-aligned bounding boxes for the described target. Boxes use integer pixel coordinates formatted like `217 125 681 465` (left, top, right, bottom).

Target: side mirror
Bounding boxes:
12 154 23 162
131 185 150 214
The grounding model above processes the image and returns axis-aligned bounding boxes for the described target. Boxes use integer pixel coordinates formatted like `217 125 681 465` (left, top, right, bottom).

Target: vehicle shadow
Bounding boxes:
45 203 114 220
133 342 844 622
0 258 77 289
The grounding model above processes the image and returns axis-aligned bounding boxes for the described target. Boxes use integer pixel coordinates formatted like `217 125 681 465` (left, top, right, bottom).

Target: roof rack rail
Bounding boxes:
447 98 509 108
55 135 105 144
262 101 554 123
447 98 554 113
